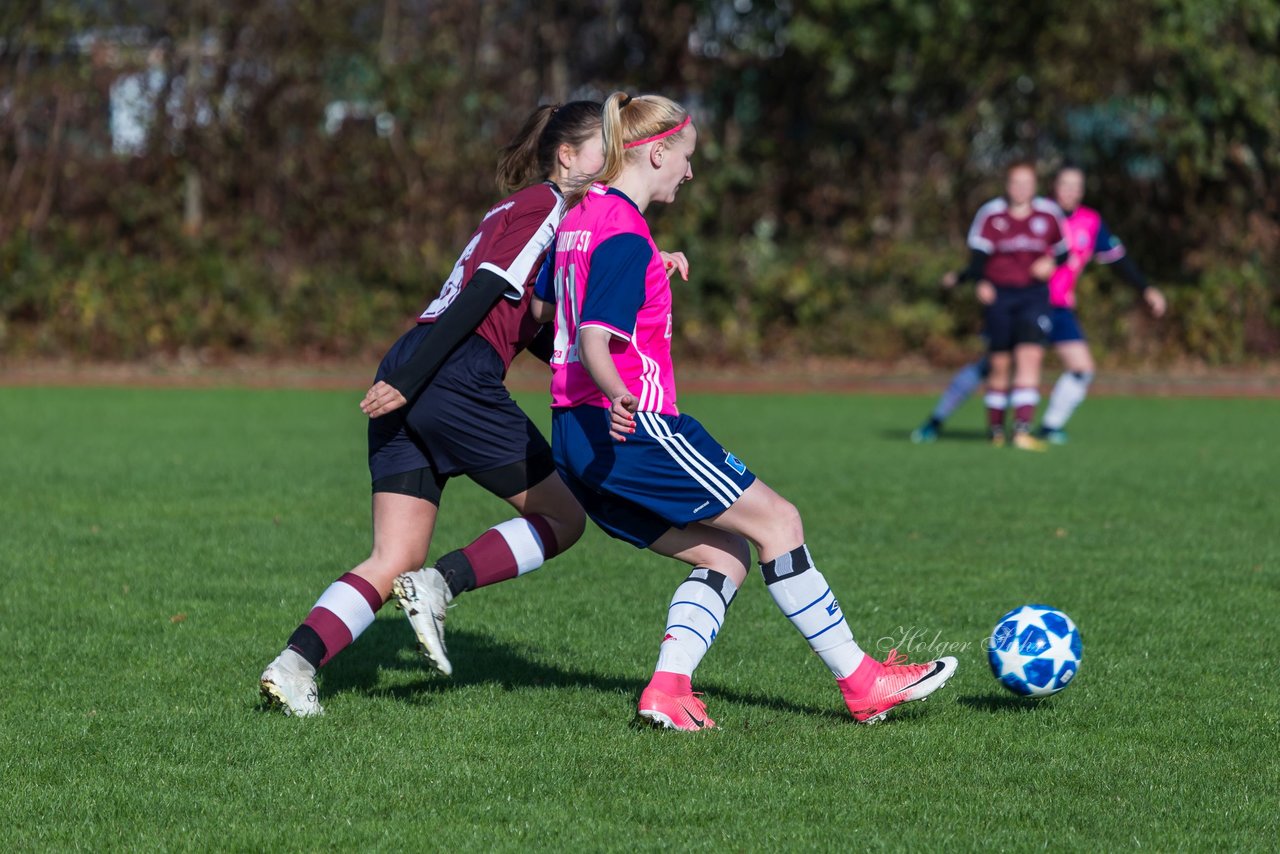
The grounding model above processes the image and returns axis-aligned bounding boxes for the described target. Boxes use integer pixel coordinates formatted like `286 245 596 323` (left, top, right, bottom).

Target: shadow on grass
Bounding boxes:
879 428 993 443
319 617 843 721
956 693 1047 714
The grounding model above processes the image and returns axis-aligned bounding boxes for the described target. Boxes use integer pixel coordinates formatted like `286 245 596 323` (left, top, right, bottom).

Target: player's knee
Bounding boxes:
553 504 587 551
767 497 805 546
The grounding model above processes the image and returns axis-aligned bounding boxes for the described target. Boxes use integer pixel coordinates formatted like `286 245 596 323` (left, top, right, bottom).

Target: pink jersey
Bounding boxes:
547 183 678 415
968 197 1068 287
1048 205 1127 309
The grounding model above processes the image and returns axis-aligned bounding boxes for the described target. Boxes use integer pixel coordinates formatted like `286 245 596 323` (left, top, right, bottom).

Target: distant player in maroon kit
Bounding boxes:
259 102 606 717
945 162 1068 450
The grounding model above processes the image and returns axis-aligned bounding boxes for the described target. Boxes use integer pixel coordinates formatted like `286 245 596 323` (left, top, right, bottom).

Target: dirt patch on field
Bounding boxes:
2 356 1278 398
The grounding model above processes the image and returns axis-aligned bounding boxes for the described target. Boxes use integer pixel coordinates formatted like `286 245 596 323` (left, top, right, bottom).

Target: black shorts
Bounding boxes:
367 326 553 496
984 283 1051 352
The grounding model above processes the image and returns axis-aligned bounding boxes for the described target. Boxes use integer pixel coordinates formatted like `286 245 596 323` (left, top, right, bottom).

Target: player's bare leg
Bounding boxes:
262 493 437 715
708 481 957 723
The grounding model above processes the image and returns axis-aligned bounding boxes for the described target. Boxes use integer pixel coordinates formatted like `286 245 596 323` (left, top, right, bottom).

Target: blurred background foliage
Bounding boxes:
0 0 1276 366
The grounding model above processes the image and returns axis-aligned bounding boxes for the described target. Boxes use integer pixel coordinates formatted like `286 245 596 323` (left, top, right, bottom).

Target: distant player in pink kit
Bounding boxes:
1036 165 1166 442
534 91 956 731
940 162 1068 450
911 165 1165 444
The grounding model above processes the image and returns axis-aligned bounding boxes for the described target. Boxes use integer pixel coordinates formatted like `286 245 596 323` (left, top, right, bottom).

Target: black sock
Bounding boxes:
436 550 477 598
286 624 325 670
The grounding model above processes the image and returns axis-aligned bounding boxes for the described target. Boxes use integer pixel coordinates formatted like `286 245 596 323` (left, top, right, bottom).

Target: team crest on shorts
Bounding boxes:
724 451 746 475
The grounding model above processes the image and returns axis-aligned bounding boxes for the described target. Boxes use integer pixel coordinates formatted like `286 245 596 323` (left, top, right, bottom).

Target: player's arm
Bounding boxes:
952 249 990 286
1094 223 1166 317
363 196 561 417
529 253 556 325
360 271 509 418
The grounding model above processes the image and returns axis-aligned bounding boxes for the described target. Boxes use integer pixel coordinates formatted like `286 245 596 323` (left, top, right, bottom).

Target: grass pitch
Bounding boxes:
1 385 1276 850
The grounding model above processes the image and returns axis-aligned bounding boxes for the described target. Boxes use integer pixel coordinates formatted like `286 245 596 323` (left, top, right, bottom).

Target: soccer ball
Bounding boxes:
987 604 1082 697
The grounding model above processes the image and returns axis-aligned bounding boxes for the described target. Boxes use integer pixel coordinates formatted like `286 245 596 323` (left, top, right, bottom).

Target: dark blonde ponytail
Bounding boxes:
496 101 604 194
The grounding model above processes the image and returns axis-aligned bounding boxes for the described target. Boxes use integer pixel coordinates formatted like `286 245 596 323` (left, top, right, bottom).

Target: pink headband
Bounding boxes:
623 115 691 149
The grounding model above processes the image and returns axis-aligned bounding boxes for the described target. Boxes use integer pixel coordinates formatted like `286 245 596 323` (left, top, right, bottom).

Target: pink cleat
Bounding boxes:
637 672 717 731
839 649 958 724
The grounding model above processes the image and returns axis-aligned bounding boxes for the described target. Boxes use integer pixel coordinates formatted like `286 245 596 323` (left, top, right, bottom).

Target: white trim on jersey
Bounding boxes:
635 411 743 509
967 197 1007 253
578 319 633 342
636 344 664 413
478 195 566 300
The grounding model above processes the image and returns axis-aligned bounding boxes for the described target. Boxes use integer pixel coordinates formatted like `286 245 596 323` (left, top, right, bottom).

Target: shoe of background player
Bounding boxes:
1038 427 1068 445
989 428 1007 448
1012 431 1049 452
393 567 454 676
840 650 958 724
260 648 324 717
637 685 717 731
910 420 940 444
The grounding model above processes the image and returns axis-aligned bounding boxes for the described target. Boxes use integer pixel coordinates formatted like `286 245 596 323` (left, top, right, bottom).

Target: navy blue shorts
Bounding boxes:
368 326 551 484
984 283 1051 352
551 406 757 549
1048 307 1086 344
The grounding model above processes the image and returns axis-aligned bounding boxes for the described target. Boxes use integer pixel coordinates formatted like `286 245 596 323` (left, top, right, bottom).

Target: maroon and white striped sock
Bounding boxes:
286 572 383 669
1011 386 1040 431
436 515 560 597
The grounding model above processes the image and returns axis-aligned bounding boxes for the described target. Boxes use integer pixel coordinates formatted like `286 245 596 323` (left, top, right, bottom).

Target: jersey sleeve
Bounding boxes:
579 234 651 341
1093 220 1127 264
532 252 555 302
966 199 1002 253
476 188 565 300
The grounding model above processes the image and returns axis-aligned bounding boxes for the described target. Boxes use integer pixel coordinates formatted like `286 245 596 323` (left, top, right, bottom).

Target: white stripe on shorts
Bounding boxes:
636 411 742 509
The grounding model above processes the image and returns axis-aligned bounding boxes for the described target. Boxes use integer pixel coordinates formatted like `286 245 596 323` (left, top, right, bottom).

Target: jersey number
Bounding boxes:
550 262 581 366
420 232 483 320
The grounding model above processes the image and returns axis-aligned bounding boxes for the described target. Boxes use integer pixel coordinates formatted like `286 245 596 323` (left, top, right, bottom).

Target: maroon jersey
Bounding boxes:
417 182 564 370
966 197 1068 287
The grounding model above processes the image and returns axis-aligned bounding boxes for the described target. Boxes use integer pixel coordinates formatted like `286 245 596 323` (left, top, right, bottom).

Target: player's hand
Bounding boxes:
660 251 689 281
360 381 407 418
940 270 959 289
1144 286 1167 319
608 393 638 442
976 280 996 305
1030 255 1057 281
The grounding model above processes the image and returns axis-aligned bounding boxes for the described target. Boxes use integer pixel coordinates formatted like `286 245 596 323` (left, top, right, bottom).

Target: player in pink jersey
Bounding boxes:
259 102 604 716
533 92 956 731
1036 165 1166 442
911 165 1165 444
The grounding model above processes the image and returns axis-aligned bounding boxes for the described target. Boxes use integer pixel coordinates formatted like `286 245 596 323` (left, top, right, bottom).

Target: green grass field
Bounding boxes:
2 385 1277 850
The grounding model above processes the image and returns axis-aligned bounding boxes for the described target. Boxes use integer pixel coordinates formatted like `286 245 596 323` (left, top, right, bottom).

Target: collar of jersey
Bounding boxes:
604 186 641 212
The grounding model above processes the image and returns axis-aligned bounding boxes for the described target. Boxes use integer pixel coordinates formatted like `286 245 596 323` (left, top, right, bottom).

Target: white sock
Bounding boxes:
654 568 737 677
1042 371 1093 430
760 544 866 679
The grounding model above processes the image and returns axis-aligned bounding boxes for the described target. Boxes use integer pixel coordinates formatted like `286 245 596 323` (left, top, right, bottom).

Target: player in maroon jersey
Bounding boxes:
260 102 607 716
945 162 1068 450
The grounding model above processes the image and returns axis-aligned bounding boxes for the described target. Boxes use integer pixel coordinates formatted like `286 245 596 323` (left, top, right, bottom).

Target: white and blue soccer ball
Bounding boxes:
987 604 1083 697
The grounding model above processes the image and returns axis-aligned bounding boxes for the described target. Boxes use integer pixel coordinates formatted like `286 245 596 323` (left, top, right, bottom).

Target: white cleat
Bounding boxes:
393 567 454 676
260 648 324 717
